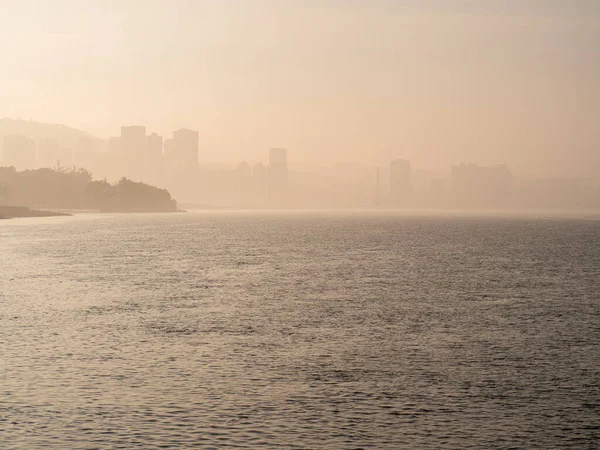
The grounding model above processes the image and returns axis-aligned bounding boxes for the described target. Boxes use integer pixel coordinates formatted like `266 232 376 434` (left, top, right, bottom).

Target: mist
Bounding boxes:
3 3 600 448
1 0 599 210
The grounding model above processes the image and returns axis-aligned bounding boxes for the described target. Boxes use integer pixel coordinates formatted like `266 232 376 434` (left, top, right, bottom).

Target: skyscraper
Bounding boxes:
172 129 199 170
146 133 163 160
390 159 412 206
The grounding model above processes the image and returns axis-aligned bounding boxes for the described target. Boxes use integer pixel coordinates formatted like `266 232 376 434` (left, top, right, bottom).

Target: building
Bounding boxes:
163 138 174 158
390 159 412 206
2 135 36 170
121 126 146 158
146 133 163 160
172 129 199 170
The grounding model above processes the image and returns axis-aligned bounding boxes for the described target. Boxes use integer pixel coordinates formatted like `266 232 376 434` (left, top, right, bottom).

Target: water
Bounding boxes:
1 212 599 449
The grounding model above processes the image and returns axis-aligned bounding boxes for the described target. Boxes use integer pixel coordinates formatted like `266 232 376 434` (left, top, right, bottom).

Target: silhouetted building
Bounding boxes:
172 129 199 171
390 159 412 206
2 135 36 170
146 133 163 159
121 126 146 153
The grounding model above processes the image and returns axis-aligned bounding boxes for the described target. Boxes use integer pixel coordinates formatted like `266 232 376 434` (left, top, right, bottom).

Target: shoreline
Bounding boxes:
0 206 72 219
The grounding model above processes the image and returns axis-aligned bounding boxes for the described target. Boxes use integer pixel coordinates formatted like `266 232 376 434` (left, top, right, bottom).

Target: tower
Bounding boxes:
172 129 199 171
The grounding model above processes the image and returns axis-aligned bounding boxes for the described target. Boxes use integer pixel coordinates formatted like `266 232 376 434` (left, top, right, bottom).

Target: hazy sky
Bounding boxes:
1 0 599 176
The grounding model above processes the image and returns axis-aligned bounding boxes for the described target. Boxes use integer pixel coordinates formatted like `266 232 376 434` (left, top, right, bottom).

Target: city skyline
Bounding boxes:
1 117 598 180
1 1 599 177
2 3 599 448
1 119 598 212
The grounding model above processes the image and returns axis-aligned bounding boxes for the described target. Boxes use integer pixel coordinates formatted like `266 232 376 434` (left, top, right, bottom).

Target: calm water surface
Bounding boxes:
1 212 599 449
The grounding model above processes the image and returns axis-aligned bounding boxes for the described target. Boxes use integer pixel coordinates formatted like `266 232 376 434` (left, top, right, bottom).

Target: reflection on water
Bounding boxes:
1 213 599 449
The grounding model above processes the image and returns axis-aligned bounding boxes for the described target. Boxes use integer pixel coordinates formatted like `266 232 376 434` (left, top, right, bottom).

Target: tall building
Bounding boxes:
121 126 146 156
146 133 163 160
390 159 412 206
2 135 36 170
172 129 199 170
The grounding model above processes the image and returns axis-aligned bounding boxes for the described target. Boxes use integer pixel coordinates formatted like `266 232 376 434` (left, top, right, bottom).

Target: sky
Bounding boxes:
1 0 599 176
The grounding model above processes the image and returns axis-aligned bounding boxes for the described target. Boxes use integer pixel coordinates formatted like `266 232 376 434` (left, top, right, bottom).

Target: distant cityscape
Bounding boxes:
0 119 598 211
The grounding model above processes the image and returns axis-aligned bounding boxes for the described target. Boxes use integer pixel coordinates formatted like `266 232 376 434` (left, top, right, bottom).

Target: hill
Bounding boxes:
0 118 100 150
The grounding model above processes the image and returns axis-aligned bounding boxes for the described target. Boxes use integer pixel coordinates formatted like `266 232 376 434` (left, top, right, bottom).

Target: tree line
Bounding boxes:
0 166 177 212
